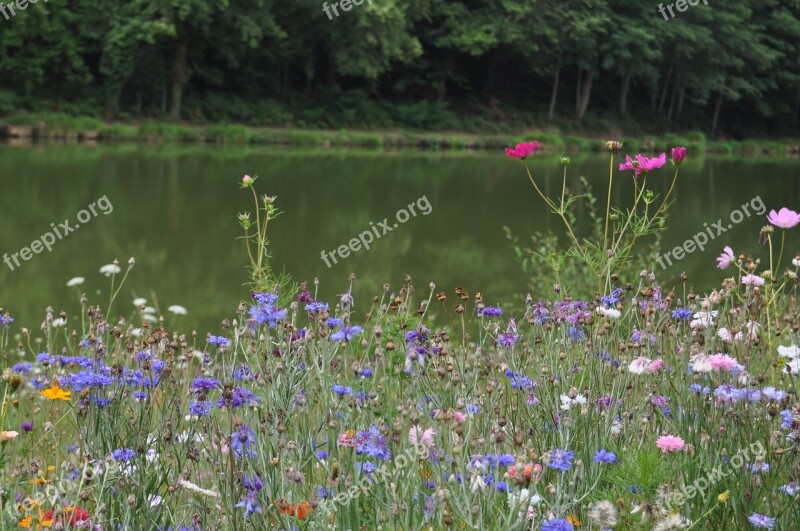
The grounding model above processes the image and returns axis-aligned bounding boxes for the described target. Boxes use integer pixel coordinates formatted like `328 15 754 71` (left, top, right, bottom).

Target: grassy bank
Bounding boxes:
2 113 799 155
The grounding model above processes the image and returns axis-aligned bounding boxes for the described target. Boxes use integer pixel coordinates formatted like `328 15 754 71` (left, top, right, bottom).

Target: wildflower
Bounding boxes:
505 369 534 390
779 481 799 496
305 302 328 315
742 274 765 286
331 325 363 342
208 335 228 347
42 507 90 528
762 387 788 401
236 491 262 517
66 277 85 287
778 345 800 359
1 431 18 442
541 518 574 531
356 425 391 460
560 394 586 411
709 354 740 372
649 359 665 372
747 513 776 529
628 357 652 375
656 435 685 454
177 479 219 498
167 305 188 315
479 306 502 317
716 246 735 269
546 448 575 472
242 174 253 186
40 385 71 401
767 207 800 229
21 421 33 432
671 146 687 165
619 153 667 178
672 308 692 320
652 514 691 530
112 448 136 462
191 377 221 391
332 385 353 397
594 449 618 464
588 500 618 528
188 401 214 417
230 424 257 458
276 500 311 520
596 307 621 319
409 426 436 449
505 141 538 160
99 263 122 276
248 291 287 328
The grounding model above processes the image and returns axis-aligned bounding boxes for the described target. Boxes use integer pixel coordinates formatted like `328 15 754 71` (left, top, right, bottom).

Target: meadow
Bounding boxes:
1 141 799 530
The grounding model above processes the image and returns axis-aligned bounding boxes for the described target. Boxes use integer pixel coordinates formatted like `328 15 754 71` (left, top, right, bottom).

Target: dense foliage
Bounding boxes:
1 0 799 136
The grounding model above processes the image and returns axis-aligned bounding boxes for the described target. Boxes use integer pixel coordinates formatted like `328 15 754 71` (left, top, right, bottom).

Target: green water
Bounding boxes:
1 143 798 334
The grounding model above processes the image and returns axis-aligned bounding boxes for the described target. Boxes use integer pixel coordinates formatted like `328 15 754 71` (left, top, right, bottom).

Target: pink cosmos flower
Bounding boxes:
716 246 735 269
619 153 667 178
708 354 739 372
453 411 467 424
767 207 800 229
671 146 687 165
656 435 685 454
505 141 539 160
408 426 436 449
648 359 664 372
742 274 765 287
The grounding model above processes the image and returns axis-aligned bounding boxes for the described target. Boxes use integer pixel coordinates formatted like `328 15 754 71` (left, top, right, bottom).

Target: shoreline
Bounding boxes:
1 116 798 156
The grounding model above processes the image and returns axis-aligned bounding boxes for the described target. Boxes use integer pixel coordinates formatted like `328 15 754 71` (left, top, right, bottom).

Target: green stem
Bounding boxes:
524 161 585 255
776 230 786 276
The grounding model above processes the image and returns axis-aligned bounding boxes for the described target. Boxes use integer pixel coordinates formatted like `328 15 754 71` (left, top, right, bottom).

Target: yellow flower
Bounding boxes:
567 515 582 526
1 430 19 442
18 515 32 528
718 491 730 503
40 385 71 401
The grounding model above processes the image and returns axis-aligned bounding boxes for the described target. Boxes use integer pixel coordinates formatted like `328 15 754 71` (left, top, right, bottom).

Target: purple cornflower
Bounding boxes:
405 330 428 344
112 448 136 462
479 306 502 317
779 410 794 430
547 448 575 472
21 421 34 432
305 302 328 315
12 362 32 375
531 301 550 324
208 335 229 347
749 462 771 475
332 385 353 397
356 461 377 475
356 425 391 460
191 377 220 391
748 513 776 529
779 481 799 496
133 390 148 400
189 401 214 417
316 450 328 460
595 449 618 464
504 369 534 390
331 325 363 342
762 387 788 401
0 313 13 328
236 490 261 517
249 292 287 328
230 424 257 458
243 476 263 492
541 518 574 531
297 290 313 303
424 495 436 521
672 308 692 320
217 387 259 409
650 395 670 408
601 288 622 308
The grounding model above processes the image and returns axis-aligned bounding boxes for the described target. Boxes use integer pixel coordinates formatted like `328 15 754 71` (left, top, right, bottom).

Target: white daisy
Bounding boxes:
168 305 188 315
99 264 121 276
66 277 85 287
133 297 147 307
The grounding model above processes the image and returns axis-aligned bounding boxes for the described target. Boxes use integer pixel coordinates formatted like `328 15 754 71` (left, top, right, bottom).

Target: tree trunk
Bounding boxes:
575 67 583 112
483 54 498 101
169 40 188 121
711 92 724 137
676 77 686 119
658 57 675 111
548 52 562 120
619 70 632 114
667 81 677 123
577 70 593 120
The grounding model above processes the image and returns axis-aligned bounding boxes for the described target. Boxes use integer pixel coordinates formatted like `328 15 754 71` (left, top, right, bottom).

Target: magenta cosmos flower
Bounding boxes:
767 207 800 229
619 153 667 178
716 246 735 269
656 434 685 454
505 141 538 160
671 146 686 165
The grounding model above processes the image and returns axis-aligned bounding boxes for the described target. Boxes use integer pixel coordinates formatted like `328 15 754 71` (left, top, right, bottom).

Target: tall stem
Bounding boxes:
524 161 585 255
602 154 615 254
776 230 786 275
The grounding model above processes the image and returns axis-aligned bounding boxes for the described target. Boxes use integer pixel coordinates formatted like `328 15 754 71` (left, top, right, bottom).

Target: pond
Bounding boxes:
1 143 798 333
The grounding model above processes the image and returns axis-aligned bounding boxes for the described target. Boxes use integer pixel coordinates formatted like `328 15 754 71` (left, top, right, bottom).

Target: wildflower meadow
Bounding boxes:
2 142 800 531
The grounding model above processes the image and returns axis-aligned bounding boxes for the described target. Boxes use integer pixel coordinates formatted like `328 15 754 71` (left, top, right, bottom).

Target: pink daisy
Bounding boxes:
708 354 739 372
716 246 735 269
656 435 685 454
742 274 765 287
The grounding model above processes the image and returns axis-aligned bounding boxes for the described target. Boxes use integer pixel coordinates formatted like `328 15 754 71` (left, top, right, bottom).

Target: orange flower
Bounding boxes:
18 515 32 528
567 514 582 526
275 500 311 520
40 385 70 401
1 430 19 442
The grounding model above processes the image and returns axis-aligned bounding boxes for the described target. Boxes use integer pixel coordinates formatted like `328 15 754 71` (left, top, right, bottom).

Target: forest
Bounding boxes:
1 0 799 137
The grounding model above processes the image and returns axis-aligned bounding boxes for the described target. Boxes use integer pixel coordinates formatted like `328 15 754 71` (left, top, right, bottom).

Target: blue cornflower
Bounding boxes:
600 287 622 308
243 476 263 492
780 410 793 430
236 490 261 517
479 306 502 317
748 513 776 529
405 330 428 344
317 486 332 498
230 424 257 458
356 425 391 460
749 462 771 474
112 448 137 462
541 518 574 531
232 366 252 381
0 313 13 328
63 370 115 392
466 404 480 415
762 387 787 401
316 450 328 460
152 360 165 373
331 325 363 342
217 387 259 409
133 390 148 400
423 495 436 521
671 307 693 320
547 448 575 472
248 292 287 328
191 377 221 391
595 449 618 464
36 352 55 365
504 369 534 390
356 461 377 475
189 401 214 417
497 332 520 348
360 369 373 378
305 302 329 315
11 362 31 375
495 481 509 493
332 385 353 397
327 317 342 327
208 335 229 347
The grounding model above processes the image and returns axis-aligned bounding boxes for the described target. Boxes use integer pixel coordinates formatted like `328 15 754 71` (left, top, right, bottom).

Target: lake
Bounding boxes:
1 143 798 334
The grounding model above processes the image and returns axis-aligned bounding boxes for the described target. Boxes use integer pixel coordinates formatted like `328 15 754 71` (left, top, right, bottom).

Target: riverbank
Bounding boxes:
2 113 798 156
